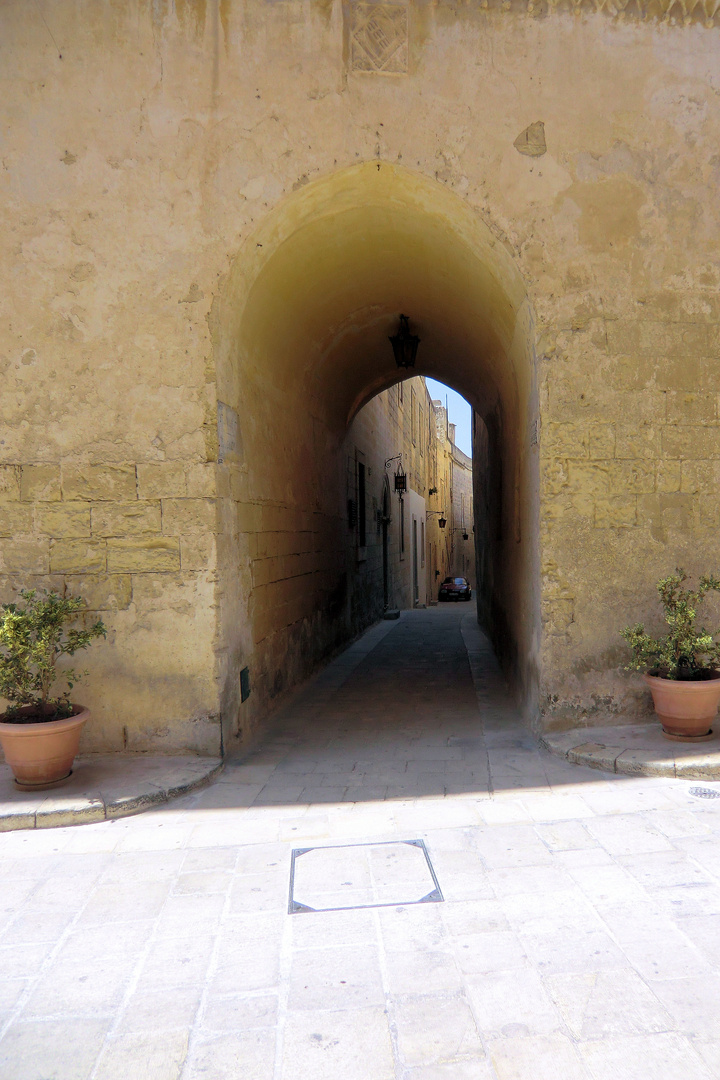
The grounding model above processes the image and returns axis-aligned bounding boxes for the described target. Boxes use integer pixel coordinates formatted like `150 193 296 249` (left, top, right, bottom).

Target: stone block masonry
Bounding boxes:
0 461 223 756
3 0 720 752
539 313 720 727
0 463 219 579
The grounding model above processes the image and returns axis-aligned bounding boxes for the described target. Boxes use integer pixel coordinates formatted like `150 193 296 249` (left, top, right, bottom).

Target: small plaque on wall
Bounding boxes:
350 2 409 75
217 401 242 463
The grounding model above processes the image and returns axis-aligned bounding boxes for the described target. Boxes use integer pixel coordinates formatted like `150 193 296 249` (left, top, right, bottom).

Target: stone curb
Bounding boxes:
0 754 224 832
541 723 720 780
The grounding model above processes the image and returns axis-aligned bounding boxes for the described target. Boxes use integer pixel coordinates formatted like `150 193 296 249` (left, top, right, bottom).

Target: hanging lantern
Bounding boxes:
463 532 468 541
389 314 420 370
394 463 407 495
438 516 447 529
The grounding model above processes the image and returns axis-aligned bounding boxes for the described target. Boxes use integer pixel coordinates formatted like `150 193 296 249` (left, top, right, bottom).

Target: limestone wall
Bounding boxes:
1 0 719 748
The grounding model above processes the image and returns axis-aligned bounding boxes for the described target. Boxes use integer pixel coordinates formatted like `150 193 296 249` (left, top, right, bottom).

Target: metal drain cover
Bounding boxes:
288 839 443 914
689 787 720 799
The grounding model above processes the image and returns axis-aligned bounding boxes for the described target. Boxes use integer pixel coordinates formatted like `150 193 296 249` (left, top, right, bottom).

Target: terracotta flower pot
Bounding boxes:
0 705 90 789
643 673 720 738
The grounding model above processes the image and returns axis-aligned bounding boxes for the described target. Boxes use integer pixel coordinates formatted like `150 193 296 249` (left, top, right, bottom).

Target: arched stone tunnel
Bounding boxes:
214 162 540 753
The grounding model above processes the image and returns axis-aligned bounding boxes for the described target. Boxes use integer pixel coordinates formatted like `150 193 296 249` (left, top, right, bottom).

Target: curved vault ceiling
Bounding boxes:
227 163 531 433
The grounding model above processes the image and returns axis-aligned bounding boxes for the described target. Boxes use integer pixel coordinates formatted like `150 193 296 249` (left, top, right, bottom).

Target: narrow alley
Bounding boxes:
2 608 720 1080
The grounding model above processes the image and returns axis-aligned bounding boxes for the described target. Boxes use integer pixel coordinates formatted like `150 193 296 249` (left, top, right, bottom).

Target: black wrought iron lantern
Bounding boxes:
389 314 420 370
394 463 407 495
427 509 447 529
463 532 468 541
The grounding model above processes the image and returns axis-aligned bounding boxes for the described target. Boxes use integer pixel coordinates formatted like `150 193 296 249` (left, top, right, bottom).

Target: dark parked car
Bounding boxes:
439 576 472 602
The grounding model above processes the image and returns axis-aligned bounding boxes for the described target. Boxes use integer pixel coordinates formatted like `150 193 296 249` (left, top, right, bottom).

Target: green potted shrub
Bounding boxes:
0 589 106 789
621 569 720 739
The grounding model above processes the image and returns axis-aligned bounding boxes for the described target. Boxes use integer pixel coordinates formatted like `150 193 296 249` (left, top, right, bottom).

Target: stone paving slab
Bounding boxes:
542 723 720 780
0 754 223 831
3 609 720 1080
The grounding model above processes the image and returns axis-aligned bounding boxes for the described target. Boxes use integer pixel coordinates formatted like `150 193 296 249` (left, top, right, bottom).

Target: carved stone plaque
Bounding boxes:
217 401 242 463
350 2 409 75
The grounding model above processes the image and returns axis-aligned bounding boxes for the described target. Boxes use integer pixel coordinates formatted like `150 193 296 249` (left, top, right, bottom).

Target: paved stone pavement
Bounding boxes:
544 723 720 780
2 606 720 1080
0 756 223 832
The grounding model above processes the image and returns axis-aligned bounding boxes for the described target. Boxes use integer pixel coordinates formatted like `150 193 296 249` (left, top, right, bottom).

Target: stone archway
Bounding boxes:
213 162 540 752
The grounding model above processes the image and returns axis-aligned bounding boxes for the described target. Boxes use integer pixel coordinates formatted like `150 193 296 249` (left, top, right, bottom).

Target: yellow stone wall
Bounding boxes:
229 372 457 751
449 440 476 589
0 462 220 752
1 0 719 750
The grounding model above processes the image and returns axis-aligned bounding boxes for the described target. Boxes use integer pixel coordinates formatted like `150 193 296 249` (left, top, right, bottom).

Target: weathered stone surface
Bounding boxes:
35 795 106 828
62 466 137 503
674 755 720 780
180 533 216 572
0 466 21 502
68 573 133 611
0 540 50 573
0 504 34 536
20 465 60 502
106 538 181 573
92 502 161 537
545 723 720 780
50 539 106 574
36 503 92 537
136 463 187 500
567 743 622 773
186 464 220 498
1 0 720 755
161 498 217 534
514 121 546 158
0 754 223 831
615 750 677 777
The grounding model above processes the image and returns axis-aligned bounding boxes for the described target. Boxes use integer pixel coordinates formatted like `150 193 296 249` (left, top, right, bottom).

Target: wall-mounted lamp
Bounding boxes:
427 510 447 529
389 314 420 370
384 454 407 496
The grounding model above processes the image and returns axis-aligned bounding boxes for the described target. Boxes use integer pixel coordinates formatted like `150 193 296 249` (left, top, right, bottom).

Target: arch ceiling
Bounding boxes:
220 162 531 433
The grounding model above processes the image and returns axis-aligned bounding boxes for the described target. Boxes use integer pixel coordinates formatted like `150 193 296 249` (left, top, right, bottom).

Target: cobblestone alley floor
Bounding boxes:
2 606 720 1079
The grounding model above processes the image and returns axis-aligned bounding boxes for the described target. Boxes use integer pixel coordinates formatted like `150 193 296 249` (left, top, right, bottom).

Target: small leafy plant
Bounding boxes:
0 590 106 722
621 569 720 681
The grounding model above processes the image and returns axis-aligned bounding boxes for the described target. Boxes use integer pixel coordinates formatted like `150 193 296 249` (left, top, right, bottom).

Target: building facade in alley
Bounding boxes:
345 378 469 621
1 0 719 756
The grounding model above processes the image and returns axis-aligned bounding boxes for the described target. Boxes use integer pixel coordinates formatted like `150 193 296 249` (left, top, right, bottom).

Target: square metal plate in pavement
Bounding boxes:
288 839 443 913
